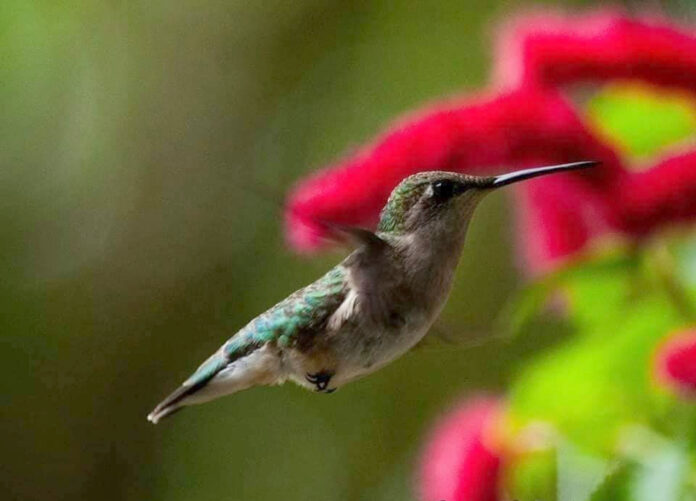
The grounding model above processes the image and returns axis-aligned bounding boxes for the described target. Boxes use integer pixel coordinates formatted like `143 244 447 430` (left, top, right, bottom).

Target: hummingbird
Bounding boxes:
147 161 597 423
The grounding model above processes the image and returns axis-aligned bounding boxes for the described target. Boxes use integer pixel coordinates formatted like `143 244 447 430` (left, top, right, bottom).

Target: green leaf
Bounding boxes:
497 252 637 340
641 239 696 324
673 235 696 288
586 84 696 159
589 462 635 501
508 292 682 451
505 246 696 496
560 253 641 334
557 441 610 501
632 447 687 501
506 448 557 501
667 234 696 311
618 426 690 501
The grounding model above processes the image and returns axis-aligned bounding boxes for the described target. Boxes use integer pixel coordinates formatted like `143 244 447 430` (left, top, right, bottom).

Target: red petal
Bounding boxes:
497 11 696 93
654 330 696 396
285 87 624 254
616 151 696 235
418 397 503 501
286 11 696 271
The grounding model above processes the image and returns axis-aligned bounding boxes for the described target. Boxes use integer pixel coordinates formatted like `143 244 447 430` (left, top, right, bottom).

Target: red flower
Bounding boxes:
497 11 696 252
496 11 696 93
418 397 503 501
286 87 624 270
285 12 696 271
616 151 696 235
654 329 696 397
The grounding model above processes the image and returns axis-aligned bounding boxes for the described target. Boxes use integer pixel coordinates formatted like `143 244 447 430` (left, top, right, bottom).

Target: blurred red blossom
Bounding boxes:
496 10 696 93
418 397 504 501
654 329 696 397
615 151 696 235
286 87 624 270
498 10 696 251
285 11 696 271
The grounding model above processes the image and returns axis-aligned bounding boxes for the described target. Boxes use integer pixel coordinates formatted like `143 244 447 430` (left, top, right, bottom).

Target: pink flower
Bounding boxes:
285 87 624 271
497 11 696 256
418 397 503 501
284 11 696 272
654 329 696 397
616 151 696 236
496 11 696 93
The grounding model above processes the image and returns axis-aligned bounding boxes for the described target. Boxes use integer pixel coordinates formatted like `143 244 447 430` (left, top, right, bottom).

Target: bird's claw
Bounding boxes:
305 371 334 392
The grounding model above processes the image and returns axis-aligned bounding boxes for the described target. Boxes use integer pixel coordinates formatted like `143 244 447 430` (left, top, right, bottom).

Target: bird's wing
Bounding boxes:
340 230 405 326
147 265 349 422
247 264 349 347
177 232 387 392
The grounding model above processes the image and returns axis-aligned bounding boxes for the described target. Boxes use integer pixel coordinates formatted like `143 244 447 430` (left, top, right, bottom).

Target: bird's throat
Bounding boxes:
399 224 471 310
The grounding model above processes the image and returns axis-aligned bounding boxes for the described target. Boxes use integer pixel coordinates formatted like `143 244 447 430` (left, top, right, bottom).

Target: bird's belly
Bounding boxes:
332 316 433 385
282 311 436 391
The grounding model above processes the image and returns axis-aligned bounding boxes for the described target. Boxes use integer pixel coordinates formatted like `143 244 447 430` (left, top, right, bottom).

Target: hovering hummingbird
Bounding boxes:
147 161 597 423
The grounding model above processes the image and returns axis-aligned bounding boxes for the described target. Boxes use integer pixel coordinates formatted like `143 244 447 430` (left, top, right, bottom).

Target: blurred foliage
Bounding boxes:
504 84 696 499
586 84 696 160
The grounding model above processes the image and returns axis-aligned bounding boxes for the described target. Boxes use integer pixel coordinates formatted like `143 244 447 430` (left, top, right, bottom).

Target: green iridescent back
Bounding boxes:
233 265 348 350
184 265 348 386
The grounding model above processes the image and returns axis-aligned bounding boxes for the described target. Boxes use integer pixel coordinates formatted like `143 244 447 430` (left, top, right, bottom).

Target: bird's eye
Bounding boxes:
431 180 460 202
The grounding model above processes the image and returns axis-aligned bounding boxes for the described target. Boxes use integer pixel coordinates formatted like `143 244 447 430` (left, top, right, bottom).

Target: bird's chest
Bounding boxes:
322 257 456 384
331 300 435 379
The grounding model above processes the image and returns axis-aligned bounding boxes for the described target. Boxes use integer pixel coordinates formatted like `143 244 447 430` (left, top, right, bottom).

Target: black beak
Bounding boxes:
490 160 600 188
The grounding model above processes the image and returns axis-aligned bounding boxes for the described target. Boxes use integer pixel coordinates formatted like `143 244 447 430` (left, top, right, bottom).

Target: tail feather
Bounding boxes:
147 350 228 424
147 382 205 423
147 343 280 424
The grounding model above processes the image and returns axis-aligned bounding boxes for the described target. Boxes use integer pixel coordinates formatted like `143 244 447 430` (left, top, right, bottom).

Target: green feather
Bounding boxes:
182 265 347 389
377 178 426 233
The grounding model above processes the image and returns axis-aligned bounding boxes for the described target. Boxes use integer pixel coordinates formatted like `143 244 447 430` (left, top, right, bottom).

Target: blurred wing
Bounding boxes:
413 320 503 352
341 229 403 325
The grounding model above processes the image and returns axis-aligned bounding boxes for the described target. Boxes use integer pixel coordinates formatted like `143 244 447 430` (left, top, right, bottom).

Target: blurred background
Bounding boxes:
2 1 694 500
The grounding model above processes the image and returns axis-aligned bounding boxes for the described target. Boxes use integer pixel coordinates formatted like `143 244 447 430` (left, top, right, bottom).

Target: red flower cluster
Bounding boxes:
418 397 503 501
654 329 696 397
285 11 696 271
496 11 696 92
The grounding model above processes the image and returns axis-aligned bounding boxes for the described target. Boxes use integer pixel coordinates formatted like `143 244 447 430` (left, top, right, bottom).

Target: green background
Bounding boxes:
2 1 692 500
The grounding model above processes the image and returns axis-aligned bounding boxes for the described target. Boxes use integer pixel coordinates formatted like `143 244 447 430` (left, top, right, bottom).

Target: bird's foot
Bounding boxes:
305 371 334 392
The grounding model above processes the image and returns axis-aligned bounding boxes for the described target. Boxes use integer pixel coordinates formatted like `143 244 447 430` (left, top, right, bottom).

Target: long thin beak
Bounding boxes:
490 160 600 188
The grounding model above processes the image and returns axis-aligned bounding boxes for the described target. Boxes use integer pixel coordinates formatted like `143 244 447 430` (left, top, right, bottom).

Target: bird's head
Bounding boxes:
377 161 598 238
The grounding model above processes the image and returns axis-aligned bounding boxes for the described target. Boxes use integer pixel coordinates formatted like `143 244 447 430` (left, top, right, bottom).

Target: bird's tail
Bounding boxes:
147 350 227 424
147 344 280 424
146 383 203 423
